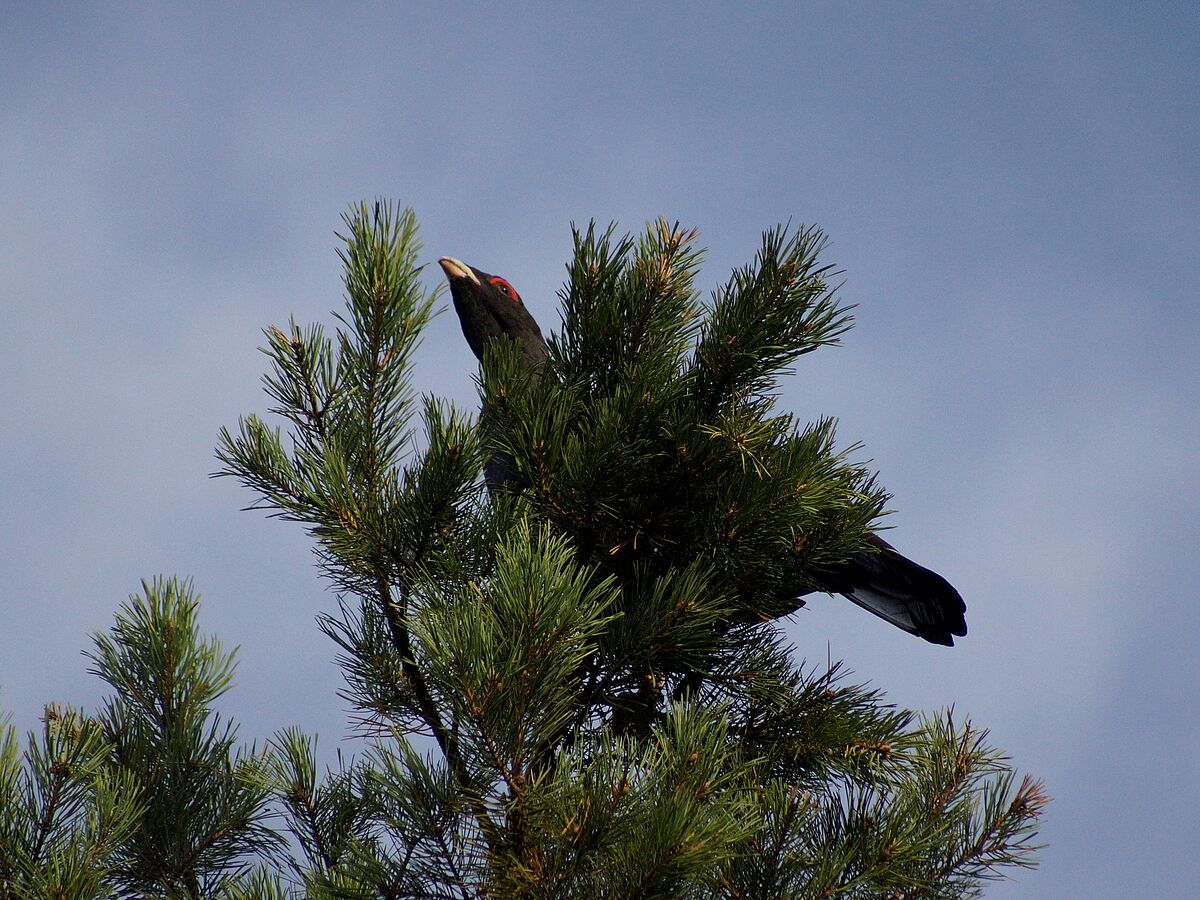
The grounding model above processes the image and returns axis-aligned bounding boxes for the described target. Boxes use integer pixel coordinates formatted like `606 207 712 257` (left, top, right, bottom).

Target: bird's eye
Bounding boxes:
489 277 521 304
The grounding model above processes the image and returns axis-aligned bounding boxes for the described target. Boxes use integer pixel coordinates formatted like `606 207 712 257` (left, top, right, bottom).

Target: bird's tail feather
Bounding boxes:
831 536 968 646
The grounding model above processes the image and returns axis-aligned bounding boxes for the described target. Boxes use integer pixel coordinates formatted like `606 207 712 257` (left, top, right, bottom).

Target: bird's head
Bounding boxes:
438 256 547 365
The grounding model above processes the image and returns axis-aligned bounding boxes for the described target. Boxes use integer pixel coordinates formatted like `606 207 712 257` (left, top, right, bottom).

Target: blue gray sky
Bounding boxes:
2 3 1197 895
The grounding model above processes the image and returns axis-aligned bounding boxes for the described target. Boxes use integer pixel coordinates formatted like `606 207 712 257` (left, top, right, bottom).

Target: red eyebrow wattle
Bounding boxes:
489 277 521 303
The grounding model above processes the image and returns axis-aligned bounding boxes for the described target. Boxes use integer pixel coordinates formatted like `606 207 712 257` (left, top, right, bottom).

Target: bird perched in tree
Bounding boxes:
438 256 546 493
438 257 548 367
438 256 967 646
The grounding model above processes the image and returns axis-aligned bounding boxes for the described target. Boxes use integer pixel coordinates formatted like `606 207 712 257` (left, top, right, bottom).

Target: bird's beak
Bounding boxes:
437 257 479 285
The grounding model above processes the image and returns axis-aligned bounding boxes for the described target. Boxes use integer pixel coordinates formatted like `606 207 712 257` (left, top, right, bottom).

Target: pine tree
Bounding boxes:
0 578 279 897
213 201 1046 897
0 702 139 898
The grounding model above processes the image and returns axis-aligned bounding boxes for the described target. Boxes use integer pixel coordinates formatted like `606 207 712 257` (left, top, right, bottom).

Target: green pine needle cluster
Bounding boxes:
0 201 1046 898
1 578 280 898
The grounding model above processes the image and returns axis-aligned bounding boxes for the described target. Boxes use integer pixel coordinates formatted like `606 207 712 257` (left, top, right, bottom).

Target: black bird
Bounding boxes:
438 257 967 646
439 257 547 493
438 257 547 366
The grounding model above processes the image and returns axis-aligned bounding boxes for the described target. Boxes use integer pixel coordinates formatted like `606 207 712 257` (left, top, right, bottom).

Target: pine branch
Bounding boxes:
690 224 853 415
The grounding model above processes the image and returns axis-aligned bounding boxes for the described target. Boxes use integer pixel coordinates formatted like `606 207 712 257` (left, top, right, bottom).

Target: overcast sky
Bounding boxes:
2 3 1197 895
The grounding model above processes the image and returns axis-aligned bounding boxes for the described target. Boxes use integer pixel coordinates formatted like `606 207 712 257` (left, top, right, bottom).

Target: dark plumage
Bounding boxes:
438 257 546 365
438 257 545 492
817 533 966 646
438 257 967 646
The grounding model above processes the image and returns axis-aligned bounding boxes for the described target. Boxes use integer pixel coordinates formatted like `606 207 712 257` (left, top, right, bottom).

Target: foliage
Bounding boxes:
215 202 1046 895
0 201 1045 897
0 578 280 897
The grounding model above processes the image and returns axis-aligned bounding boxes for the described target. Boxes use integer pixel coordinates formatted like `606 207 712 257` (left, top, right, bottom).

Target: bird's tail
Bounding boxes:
828 535 968 646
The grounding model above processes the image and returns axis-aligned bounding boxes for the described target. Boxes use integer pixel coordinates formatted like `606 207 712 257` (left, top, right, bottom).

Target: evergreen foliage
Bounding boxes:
0 201 1046 897
0 704 139 898
88 577 282 895
0 578 280 897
